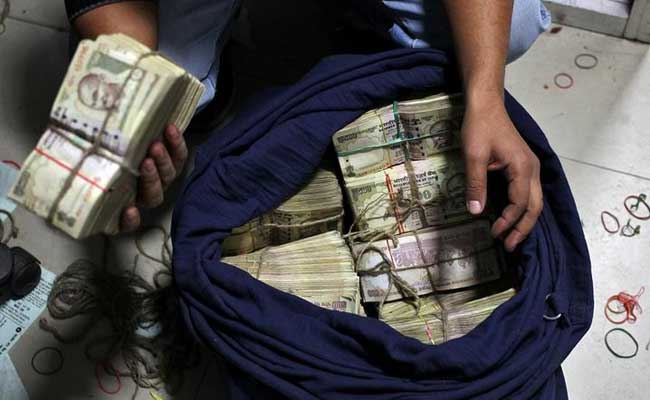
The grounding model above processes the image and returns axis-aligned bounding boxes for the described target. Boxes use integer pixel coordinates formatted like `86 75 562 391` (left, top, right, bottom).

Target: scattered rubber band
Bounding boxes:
600 211 620 234
605 287 644 324
574 53 598 69
620 219 641 237
95 361 122 395
554 73 574 89
31 347 64 376
604 328 638 358
1 160 20 170
624 194 650 220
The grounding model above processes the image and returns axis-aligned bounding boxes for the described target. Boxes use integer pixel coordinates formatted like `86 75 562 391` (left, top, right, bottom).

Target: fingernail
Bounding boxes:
168 127 179 139
467 200 482 215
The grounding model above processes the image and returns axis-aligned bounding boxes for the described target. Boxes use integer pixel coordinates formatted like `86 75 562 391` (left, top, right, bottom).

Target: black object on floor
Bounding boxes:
0 243 42 302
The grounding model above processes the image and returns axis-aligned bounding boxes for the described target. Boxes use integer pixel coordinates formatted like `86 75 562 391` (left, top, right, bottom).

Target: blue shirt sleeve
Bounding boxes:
64 0 156 22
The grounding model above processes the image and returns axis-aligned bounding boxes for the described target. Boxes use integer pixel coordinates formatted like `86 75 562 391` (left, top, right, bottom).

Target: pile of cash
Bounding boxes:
9 33 205 238
222 168 344 256
330 92 513 343
353 219 503 302
222 231 362 315
333 94 468 236
380 288 515 344
345 152 467 234
333 94 464 179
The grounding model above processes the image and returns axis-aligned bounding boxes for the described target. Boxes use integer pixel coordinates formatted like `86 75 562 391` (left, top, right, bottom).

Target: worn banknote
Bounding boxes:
381 288 515 344
222 168 343 256
222 231 362 315
10 33 204 239
345 151 468 235
353 219 503 302
332 94 464 178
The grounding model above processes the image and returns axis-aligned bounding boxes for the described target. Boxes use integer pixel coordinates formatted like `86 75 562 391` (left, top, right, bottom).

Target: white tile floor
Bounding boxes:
1 1 649 399
506 25 650 400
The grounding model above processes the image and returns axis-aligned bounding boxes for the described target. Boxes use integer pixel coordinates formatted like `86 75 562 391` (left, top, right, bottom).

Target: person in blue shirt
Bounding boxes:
65 0 550 252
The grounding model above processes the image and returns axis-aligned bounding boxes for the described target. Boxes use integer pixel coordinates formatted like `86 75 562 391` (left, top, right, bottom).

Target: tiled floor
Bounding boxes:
506 25 650 399
0 1 649 399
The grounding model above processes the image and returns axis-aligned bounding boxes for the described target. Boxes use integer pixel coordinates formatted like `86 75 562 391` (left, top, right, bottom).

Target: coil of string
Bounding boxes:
39 227 200 399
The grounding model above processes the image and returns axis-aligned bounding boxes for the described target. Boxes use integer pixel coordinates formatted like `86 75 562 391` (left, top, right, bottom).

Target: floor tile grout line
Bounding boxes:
558 155 650 182
6 15 68 32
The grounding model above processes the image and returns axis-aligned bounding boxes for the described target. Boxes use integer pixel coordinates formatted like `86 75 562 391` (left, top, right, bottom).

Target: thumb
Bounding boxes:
464 150 488 215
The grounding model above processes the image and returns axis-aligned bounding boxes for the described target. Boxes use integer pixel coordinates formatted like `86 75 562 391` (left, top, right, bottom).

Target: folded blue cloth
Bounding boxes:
171 48 593 400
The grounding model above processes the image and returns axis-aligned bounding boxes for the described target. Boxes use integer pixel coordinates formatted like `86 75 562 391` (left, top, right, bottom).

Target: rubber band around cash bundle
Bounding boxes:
45 50 188 232
335 101 457 158
343 99 497 344
346 100 460 240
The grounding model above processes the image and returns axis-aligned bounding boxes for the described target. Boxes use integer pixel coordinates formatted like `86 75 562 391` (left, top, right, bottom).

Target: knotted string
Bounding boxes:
46 49 162 230
39 226 200 399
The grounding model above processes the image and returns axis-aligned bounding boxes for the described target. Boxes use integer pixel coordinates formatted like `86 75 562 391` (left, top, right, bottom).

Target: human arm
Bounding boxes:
443 0 543 252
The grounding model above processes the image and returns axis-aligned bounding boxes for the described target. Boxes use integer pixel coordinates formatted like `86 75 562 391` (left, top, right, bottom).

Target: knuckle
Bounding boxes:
465 176 485 192
465 146 488 162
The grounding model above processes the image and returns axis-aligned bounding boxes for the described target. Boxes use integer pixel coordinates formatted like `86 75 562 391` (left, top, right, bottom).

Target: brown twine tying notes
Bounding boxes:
39 227 200 398
344 101 490 342
46 50 163 229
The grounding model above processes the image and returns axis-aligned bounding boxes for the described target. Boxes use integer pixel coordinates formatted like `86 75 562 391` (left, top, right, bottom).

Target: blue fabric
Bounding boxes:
171 48 593 399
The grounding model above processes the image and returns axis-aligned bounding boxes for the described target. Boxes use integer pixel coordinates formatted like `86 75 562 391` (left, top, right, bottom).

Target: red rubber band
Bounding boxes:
604 288 644 324
1 160 21 170
95 361 122 395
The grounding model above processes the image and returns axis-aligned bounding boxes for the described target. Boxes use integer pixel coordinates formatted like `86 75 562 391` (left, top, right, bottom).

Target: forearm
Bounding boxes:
72 1 158 49
442 0 513 105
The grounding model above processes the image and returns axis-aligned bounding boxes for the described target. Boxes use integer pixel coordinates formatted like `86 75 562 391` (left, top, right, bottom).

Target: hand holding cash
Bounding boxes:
10 33 205 238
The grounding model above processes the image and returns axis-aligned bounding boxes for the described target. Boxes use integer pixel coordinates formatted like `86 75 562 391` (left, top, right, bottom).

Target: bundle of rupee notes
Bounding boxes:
11 34 513 345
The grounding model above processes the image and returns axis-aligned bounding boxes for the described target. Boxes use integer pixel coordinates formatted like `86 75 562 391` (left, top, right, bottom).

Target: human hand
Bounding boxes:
461 98 543 252
120 125 188 232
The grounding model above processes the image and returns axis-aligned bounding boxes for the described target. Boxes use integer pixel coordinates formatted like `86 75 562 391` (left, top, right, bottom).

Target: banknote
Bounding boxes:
10 128 135 238
398 93 464 160
222 168 344 255
381 288 515 344
222 231 362 315
333 105 405 177
354 219 503 302
332 94 464 178
345 151 468 235
11 33 204 239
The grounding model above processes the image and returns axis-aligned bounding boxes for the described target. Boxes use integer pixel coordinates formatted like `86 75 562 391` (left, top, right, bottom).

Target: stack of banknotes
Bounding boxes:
222 168 344 256
353 219 504 302
328 92 514 343
9 33 205 238
334 94 467 235
380 288 516 344
222 231 362 315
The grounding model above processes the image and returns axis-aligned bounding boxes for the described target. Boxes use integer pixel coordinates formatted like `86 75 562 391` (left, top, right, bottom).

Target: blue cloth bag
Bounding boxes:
171 48 593 399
